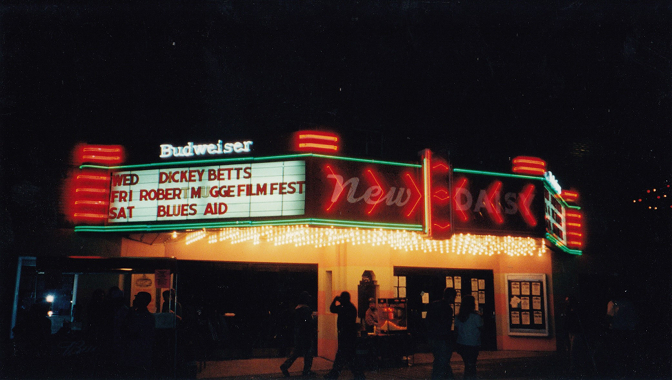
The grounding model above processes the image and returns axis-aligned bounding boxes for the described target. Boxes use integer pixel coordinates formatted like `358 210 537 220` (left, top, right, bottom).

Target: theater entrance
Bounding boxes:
394 267 497 351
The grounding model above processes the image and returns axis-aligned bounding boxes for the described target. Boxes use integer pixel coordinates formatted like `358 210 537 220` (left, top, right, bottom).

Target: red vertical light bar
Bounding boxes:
565 210 584 249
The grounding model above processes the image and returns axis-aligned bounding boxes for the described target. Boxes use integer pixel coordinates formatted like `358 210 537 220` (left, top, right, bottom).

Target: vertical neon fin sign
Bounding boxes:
422 150 432 235
423 149 453 239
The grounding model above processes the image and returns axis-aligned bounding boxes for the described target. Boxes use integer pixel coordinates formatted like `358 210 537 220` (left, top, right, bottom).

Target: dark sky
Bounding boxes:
1 2 670 279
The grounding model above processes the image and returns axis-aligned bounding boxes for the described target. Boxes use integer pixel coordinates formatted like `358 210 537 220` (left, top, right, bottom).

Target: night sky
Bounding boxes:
1 0 670 328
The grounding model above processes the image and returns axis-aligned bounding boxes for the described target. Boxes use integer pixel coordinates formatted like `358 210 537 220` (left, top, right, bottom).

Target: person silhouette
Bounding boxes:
455 295 483 380
161 289 182 321
426 288 457 379
325 292 364 380
280 291 317 377
121 291 156 376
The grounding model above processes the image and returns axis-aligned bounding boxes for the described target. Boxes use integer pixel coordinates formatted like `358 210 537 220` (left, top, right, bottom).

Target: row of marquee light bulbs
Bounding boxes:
172 225 546 257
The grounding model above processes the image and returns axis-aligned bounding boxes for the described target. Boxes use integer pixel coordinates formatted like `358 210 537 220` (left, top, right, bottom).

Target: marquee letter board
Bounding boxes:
506 274 549 336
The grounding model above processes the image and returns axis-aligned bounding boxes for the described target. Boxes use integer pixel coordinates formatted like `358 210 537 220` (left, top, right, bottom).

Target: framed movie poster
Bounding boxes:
506 274 549 336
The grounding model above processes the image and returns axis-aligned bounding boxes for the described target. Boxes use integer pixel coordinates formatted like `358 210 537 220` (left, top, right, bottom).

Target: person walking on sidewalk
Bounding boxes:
455 295 483 380
325 292 364 380
426 287 457 379
280 291 317 378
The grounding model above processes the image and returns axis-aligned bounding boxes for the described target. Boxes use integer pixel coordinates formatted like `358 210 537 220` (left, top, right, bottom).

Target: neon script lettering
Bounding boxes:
160 140 253 158
327 174 412 208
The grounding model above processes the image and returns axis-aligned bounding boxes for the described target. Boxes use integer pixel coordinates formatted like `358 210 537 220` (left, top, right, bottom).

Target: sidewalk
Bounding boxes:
197 351 561 379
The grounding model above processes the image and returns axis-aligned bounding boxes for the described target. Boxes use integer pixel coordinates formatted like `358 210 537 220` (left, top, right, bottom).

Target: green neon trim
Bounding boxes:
453 168 543 180
80 153 421 171
74 218 423 233
545 233 582 255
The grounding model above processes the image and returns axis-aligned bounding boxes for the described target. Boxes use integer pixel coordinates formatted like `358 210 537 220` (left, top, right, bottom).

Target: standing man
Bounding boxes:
325 292 365 380
426 288 457 379
280 291 317 378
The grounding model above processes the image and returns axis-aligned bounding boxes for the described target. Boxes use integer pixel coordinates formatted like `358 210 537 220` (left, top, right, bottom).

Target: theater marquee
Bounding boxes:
108 160 306 222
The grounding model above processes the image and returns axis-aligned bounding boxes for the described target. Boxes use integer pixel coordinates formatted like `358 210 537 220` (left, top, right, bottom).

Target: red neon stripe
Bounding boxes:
512 156 546 167
82 147 122 153
567 222 582 228
486 181 504 224
512 159 546 167
298 143 338 151
76 187 108 193
433 222 451 230
432 163 450 172
404 173 422 217
73 213 107 219
299 134 338 142
433 188 450 202
82 155 122 161
512 166 546 176
366 169 384 215
75 200 107 206
325 165 344 212
518 183 537 227
76 174 110 181
453 177 469 222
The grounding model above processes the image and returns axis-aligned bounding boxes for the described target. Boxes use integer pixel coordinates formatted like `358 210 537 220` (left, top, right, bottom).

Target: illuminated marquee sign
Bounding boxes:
159 140 253 159
307 159 424 226
451 170 545 237
108 160 305 223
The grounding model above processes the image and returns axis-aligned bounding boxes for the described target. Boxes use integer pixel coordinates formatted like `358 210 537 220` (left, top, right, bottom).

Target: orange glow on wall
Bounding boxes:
293 130 340 153
73 144 125 165
512 156 546 176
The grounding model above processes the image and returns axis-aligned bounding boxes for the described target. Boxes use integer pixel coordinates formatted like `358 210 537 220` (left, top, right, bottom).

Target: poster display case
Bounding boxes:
505 273 549 337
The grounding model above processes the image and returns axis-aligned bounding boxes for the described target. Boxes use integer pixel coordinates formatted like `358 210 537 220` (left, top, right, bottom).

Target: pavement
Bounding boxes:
196 351 569 380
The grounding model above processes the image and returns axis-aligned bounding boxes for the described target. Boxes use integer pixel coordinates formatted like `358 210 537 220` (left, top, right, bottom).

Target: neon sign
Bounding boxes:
422 150 453 239
451 171 545 236
160 140 253 159
293 130 340 153
314 160 423 225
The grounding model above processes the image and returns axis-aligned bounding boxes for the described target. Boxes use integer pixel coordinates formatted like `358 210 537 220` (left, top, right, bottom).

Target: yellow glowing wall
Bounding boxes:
121 233 556 358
